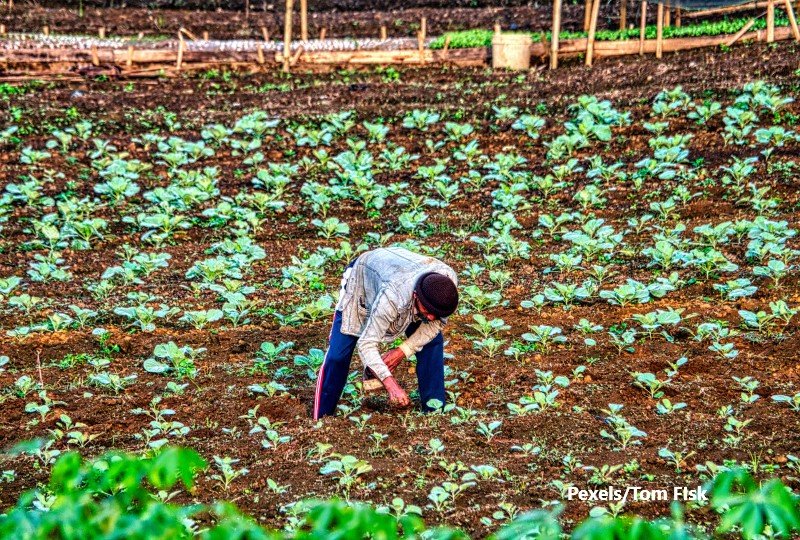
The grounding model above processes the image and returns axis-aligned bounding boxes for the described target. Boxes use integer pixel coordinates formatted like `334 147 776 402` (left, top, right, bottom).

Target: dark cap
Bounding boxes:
414 272 459 319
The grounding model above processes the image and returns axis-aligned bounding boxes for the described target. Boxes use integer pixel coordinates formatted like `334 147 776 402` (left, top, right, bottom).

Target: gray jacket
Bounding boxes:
334 247 458 381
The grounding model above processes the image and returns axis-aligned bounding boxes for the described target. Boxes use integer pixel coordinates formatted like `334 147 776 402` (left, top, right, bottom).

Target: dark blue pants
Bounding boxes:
312 300 445 419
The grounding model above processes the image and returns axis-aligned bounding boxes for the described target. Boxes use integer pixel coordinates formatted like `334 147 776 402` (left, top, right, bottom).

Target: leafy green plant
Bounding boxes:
312 217 350 239
521 325 566 354
252 340 294 373
476 420 502 442
319 454 373 500
467 314 510 339
708 468 800 539
600 404 647 449
178 309 223 330
143 342 205 379
772 393 800 412
632 372 668 399
402 109 440 131
88 372 138 394
211 456 249 491
113 294 180 332
656 398 687 415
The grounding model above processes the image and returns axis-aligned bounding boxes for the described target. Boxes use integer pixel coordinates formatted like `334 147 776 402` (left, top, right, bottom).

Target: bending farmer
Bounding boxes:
313 247 459 420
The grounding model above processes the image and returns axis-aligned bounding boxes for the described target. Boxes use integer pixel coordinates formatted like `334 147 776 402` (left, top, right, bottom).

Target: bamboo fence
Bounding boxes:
0 25 795 79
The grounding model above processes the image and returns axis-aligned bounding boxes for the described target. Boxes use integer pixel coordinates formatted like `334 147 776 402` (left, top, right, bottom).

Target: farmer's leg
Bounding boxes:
405 322 446 412
415 332 446 411
313 310 359 420
314 256 362 419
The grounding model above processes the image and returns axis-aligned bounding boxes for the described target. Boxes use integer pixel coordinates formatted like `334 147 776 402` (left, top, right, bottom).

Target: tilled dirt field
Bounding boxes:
37 0 543 10
0 4 614 40
0 39 799 536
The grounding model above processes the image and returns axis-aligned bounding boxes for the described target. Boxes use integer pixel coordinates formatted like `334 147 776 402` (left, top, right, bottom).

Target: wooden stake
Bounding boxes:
767 0 775 42
656 1 664 58
380 25 387 40
99 26 105 39
639 0 647 54
494 21 501 34
724 17 757 46
91 46 99 66
584 0 592 31
785 0 800 41
137 31 144 39
442 34 451 59
0 24 5 36
620 0 627 30
176 35 184 70
319 27 326 40
179 27 198 41
283 0 293 72
245 0 250 19
43 25 50 36
261 26 269 41
257 43 265 64
675 8 681 27
418 17 427 64
539 31 549 62
290 44 304 65
551 0 562 69
126 45 134 66
685 0 771 18
203 30 209 40
585 0 601 65
300 0 307 41
665 1 671 26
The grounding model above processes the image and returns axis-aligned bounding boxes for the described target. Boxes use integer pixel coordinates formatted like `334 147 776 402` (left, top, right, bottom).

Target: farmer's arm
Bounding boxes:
398 318 446 358
357 292 411 406
356 290 399 382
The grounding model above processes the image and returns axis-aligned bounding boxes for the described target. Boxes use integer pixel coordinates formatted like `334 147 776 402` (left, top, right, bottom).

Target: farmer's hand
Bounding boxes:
382 376 411 408
381 348 405 373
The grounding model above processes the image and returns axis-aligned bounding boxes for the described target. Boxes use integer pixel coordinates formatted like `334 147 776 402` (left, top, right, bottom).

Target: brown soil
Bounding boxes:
0 39 799 537
1 4 618 40
39 0 544 10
